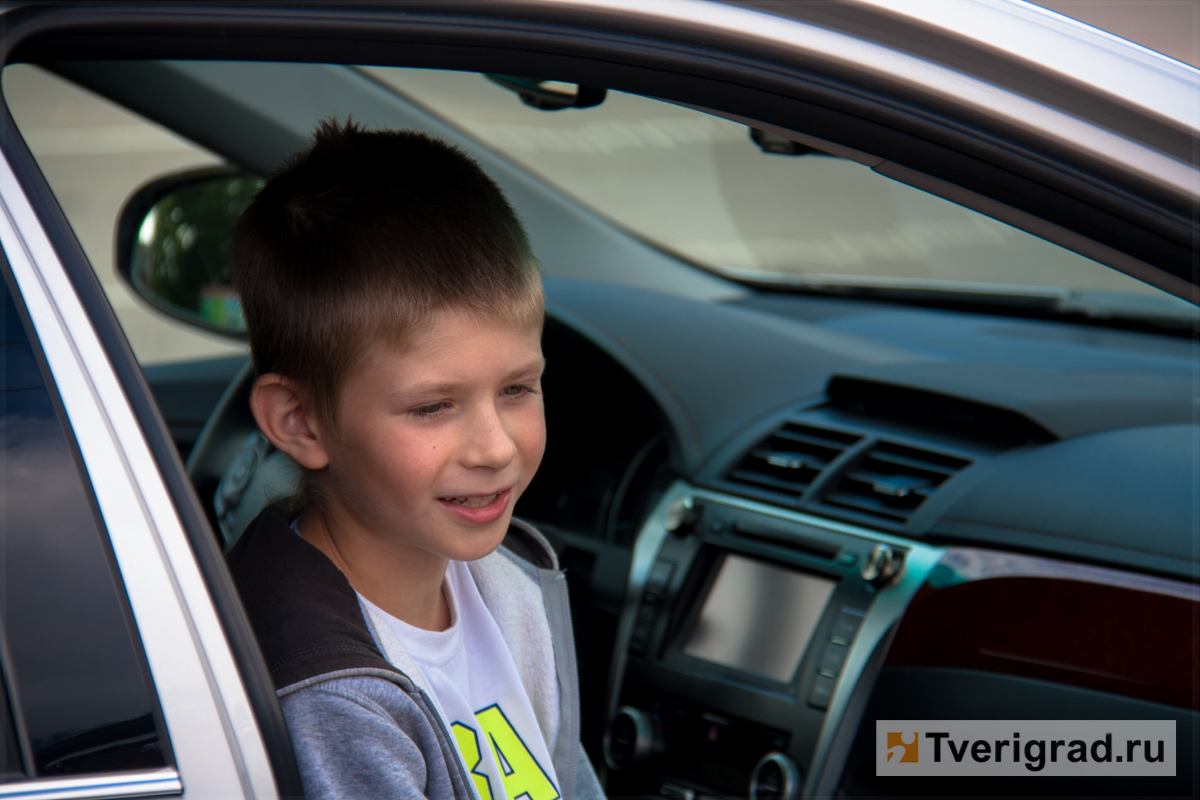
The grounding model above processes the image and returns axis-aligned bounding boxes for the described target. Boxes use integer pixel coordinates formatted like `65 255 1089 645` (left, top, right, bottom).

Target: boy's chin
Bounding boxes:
437 514 515 562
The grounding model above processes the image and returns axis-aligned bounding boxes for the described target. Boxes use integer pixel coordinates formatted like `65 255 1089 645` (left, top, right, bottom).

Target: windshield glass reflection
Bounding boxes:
364 67 1194 326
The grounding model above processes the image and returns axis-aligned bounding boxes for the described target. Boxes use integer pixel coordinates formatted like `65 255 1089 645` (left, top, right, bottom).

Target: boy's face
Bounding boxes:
319 309 546 562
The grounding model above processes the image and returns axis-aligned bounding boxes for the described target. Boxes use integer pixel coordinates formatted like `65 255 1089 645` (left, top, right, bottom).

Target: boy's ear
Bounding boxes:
249 374 330 470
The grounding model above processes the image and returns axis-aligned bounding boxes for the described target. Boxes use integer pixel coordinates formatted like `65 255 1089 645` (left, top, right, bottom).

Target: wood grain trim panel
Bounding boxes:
886 552 1199 709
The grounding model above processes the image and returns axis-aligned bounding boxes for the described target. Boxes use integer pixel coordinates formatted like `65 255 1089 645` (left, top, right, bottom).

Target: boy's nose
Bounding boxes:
464 407 517 469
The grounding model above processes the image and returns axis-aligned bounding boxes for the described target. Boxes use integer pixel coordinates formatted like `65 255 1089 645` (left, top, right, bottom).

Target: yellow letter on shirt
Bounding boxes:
476 705 560 800
452 722 494 800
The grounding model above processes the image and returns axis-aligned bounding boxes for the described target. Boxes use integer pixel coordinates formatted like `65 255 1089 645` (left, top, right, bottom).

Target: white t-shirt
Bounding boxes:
359 560 562 800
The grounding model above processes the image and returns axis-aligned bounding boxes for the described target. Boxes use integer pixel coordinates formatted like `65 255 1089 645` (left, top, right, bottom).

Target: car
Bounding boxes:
0 1 1196 798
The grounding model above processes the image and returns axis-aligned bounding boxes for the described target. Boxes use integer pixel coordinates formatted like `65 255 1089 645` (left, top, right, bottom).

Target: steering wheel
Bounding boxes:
185 361 299 550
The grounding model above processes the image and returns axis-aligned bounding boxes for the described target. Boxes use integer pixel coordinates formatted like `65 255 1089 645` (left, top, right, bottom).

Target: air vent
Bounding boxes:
726 422 861 503
821 441 970 525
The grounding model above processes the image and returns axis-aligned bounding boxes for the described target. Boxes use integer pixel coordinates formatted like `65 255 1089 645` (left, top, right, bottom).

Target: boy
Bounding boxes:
225 120 605 800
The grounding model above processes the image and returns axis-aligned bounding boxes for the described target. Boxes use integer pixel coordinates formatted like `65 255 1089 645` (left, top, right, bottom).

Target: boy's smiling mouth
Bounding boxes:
444 493 501 508
438 487 514 525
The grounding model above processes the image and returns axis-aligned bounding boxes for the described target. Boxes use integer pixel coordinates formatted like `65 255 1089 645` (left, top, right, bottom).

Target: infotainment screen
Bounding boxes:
682 554 836 682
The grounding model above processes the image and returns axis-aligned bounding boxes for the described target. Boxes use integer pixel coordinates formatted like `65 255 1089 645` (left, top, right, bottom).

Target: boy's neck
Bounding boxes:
296 506 452 632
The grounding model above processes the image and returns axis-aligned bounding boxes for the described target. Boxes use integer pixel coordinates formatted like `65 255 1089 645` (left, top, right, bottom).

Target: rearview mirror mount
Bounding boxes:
484 74 606 110
749 128 832 156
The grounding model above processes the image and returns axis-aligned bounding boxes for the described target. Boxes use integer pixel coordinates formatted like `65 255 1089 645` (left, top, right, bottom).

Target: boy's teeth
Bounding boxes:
447 493 499 508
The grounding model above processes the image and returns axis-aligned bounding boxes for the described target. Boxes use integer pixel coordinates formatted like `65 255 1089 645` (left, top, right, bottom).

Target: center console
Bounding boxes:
603 484 940 799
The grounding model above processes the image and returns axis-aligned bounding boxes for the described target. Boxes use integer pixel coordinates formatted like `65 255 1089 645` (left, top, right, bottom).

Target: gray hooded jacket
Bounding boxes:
227 506 605 799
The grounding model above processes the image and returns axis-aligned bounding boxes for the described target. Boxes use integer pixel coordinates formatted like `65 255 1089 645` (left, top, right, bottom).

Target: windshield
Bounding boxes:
364 67 1195 327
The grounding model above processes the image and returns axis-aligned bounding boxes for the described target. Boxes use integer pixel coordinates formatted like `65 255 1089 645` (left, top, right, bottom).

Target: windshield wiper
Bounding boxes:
723 271 1199 334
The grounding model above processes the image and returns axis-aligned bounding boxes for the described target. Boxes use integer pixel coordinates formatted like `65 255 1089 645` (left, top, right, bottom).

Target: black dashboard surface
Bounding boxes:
921 424 1195 577
544 279 921 471
543 279 1198 580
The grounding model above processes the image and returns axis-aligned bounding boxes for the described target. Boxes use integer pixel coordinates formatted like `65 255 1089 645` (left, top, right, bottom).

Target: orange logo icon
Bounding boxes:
886 732 918 763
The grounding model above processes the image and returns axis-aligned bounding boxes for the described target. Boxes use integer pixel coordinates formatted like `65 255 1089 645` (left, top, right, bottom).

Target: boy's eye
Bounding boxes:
411 402 449 417
502 383 537 397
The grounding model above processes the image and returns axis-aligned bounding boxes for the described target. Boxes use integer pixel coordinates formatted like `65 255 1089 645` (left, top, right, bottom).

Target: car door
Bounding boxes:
0 123 299 797
0 272 179 795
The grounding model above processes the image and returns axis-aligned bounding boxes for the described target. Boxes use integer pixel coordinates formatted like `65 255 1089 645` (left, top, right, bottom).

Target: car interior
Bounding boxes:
3 43 1197 799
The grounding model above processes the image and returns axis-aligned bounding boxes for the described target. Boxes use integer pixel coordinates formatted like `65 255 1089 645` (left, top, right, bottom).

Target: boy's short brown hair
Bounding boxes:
232 119 543 427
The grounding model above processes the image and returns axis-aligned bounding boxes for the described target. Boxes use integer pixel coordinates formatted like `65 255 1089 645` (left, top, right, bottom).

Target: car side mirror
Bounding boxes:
116 166 263 336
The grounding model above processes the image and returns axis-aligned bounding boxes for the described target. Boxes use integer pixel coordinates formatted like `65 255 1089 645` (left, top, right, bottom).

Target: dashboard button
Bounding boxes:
818 642 848 677
830 609 864 644
630 619 652 655
663 495 699 533
861 544 901 586
644 561 675 599
808 675 836 710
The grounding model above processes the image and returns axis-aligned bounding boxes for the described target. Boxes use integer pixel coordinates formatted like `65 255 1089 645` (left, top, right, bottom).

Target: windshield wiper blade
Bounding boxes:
724 271 1199 332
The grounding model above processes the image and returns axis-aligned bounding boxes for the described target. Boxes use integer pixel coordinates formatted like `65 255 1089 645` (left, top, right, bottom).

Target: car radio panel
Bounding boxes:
605 492 914 799
681 554 836 683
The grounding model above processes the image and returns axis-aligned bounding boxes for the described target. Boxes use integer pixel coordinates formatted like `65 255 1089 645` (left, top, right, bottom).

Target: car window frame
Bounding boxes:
3 3 1196 301
1 256 179 783
0 105 297 797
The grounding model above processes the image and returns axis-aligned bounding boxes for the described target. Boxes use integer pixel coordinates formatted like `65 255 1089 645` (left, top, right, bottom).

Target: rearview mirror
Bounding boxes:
116 166 263 336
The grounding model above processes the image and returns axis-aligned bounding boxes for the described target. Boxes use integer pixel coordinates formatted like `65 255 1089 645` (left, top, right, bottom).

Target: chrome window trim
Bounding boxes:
538 0 1199 198
0 154 276 798
861 0 1199 128
0 769 181 800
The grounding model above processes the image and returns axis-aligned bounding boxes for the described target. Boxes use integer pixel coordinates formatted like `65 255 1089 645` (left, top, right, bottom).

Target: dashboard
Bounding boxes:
150 272 1198 798
511 278 1199 798
153 273 1197 798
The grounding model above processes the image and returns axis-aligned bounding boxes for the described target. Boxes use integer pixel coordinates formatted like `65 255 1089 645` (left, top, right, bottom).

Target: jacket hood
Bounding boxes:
226 504 558 690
